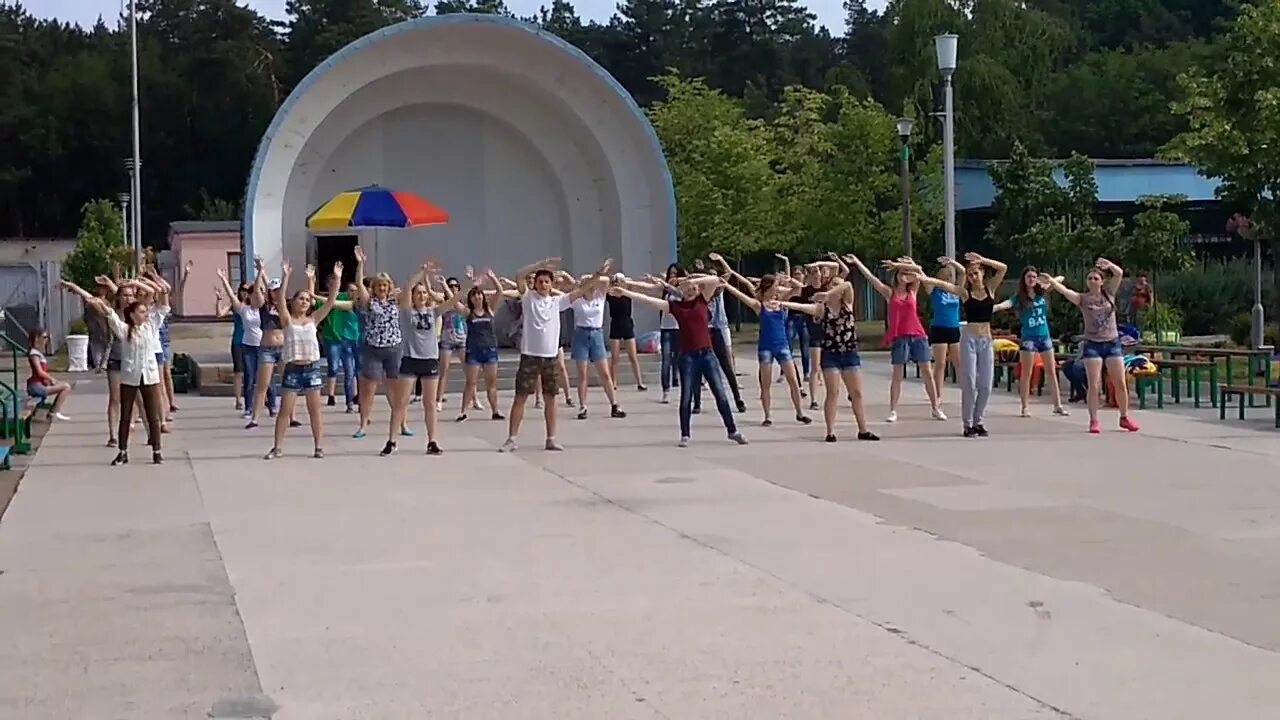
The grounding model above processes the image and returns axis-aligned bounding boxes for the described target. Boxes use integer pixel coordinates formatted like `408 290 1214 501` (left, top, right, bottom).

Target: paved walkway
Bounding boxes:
3 359 1280 719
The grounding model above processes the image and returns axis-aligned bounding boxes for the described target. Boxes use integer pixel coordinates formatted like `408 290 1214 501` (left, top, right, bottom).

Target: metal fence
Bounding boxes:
0 260 79 352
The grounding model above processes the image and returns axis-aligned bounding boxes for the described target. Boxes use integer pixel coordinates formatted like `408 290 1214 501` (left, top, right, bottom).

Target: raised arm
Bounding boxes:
609 286 669 313
709 252 755 292
1040 273 1081 306
843 254 892 300
401 264 427 309
720 281 761 313
275 263 293 325
567 273 610 302
311 263 343 324
965 252 1008 295
249 257 267 308
1096 257 1124 296
774 253 791 278
214 268 244 312
352 246 370 305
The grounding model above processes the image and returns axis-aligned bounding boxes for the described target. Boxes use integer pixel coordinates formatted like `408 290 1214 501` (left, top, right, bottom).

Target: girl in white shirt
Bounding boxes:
569 266 626 420
264 262 341 459
71 287 166 466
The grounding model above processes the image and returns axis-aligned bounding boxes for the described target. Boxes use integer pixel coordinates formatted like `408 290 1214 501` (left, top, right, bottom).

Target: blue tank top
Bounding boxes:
1020 295 1051 338
759 306 789 350
231 312 245 345
930 288 960 328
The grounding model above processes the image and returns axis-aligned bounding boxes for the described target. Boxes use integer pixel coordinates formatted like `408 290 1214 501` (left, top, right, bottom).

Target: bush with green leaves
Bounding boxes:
1157 260 1273 336
62 199 131 291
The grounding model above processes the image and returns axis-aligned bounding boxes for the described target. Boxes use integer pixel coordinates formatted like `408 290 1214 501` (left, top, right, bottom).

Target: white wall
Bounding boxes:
245 16 676 332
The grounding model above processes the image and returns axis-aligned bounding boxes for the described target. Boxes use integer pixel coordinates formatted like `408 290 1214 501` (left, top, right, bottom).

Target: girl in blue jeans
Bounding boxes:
720 271 812 427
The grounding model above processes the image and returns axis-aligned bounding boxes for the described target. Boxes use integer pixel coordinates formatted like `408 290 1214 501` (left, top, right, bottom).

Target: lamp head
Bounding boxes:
935 33 959 77
896 117 914 139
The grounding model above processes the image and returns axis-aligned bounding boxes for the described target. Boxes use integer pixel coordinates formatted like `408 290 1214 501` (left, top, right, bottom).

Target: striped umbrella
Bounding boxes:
306 185 449 230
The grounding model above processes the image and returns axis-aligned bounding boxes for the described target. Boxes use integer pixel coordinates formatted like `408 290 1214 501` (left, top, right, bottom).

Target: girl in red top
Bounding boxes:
26 328 73 420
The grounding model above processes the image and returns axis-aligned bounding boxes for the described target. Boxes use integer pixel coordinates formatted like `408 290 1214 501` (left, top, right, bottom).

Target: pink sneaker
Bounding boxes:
1088 420 1101 434
1119 416 1140 432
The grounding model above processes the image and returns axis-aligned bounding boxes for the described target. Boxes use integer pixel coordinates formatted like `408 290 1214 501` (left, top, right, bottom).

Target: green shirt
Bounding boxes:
317 292 360 342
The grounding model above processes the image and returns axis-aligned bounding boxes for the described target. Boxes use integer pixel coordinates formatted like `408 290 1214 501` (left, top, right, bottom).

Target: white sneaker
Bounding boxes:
931 406 947 421
661 391 670 404
53 412 71 421
471 400 485 411
886 411 898 423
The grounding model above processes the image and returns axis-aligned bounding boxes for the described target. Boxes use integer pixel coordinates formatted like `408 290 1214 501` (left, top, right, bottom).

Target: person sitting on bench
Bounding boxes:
26 328 72 420
1060 342 1088 404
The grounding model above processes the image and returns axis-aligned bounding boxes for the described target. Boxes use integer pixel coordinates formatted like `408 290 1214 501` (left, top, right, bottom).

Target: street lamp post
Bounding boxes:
935 33 958 259
117 193 131 252
896 117 914 258
128 0 143 273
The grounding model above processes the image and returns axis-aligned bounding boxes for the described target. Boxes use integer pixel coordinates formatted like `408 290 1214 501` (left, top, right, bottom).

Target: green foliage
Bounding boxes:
1157 259 1274 336
183 189 242 221
62 199 131 291
1226 311 1252 347
67 316 88 335
1139 302 1184 333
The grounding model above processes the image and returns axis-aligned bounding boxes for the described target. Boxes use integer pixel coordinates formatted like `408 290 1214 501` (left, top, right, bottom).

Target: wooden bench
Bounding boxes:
1153 357 1217 408
1218 384 1280 427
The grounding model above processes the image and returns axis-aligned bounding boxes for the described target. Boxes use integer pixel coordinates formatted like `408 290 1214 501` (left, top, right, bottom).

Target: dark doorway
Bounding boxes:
315 235 358 291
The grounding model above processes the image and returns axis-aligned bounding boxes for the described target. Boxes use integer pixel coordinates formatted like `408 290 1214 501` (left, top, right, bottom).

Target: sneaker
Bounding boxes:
886 411 898 423
577 407 589 420
426 441 443 455
809 401 819 411
796 414 812 425
400 426 414 437
491 411 505 421
313 448 325 459
677 436 690 448
471 400 485 411
564 397 575 408
53 412 70 421
762 418 773 427
245 421 259 430
1119 416 1140 432
736 400 747 413
1020 407 1031 418
974 424 989 437
345 405 355 414
692 406 702 415
111 451 128 466
800 388 808 399
637 384 647 392
327 396 335 407
825 433 837 443
264 448 283 460
857 431 880 441
152 451 163 465
963 426 977 438
545 438 564 451
379 441 396 456
931 406 947 421
1053 406 1070 416
241 410 253 419
610 405 627 418
1088 420 1101 434
410 395 421 405
107 437 117 448
235 400 244 411
436 400 445 412
456 414 468 423
534 398 543 409
660 391 669 404
352 428 366 439
499 438 518 453
289 419 302 428
728 432 749 445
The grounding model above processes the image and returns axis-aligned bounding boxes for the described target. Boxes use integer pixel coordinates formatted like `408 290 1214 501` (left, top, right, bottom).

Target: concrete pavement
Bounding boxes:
2 357 1280 719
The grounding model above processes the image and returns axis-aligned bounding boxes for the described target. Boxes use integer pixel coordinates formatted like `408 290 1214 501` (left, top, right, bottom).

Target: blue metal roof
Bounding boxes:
956 160 1222 210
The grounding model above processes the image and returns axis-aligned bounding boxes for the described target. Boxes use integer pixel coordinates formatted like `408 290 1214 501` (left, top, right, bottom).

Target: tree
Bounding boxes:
647 73 779 261
62 199 132 291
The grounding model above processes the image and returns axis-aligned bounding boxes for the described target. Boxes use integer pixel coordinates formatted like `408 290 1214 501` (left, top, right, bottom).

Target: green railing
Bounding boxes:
0 334 31 454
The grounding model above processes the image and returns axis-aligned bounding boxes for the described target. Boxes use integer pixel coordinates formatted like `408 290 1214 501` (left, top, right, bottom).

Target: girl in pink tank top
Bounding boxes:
844 254 944 422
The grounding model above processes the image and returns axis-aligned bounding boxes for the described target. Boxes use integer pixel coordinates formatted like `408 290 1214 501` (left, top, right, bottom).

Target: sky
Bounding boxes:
23 0 882 35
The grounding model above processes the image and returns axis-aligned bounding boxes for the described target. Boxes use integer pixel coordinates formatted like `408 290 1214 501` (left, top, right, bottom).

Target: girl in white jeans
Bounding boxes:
907 254 1008 436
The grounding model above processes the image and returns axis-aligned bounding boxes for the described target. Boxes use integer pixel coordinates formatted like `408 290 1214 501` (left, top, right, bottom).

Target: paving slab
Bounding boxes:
1 357 1279 719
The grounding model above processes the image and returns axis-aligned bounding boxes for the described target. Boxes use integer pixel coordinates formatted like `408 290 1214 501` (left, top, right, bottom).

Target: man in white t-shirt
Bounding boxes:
501 259 607 452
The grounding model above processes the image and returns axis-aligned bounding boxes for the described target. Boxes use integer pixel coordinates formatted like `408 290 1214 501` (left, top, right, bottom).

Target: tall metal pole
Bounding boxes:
942 76 956 259
129 0 143 273
1252 238 1265 349
900 141 912 258
118 194 130 250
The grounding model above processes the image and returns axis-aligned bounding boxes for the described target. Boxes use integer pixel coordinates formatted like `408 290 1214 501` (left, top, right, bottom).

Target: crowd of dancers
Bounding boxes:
56 248 1140 465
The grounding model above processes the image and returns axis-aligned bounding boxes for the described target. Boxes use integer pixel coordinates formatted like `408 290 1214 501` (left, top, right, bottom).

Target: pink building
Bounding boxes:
168 221 242 317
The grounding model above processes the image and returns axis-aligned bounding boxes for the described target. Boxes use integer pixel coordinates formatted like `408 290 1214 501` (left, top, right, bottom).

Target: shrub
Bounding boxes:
1156 259 1274 336
1227 312 1252 347
67 317 88 335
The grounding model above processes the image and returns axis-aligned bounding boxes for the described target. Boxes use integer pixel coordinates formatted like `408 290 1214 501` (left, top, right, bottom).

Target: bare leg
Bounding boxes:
842 370 869 433
931 343 949 406
234 371 244 409
305 390 323 450
435 350 453 405
626 338 644 387
921 360 940 408
1018 350 1035 415
576 360 590 408
758 362 773 421
506 393 530 440
822 368 841 435
250 360 274 422
389 378 412 444
593 359 619 406
48 382 72 414
808 347 822 403
889 364 905 413
460 364 479 418
271 391 298 451
556 351 572 404
543 391 559 442
780 359 806 416
420 377 439 444
107 372 121 444
483 364 500 415
608 339 621 389
1085 357 1104 424
1041 349 1064 409
356 376 376 433
1105 354 1131 416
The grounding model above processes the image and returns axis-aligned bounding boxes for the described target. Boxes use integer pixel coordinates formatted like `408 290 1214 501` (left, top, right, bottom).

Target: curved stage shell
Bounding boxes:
244 14 676 298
